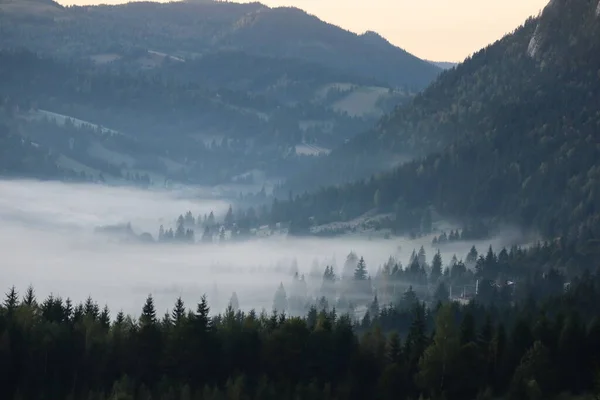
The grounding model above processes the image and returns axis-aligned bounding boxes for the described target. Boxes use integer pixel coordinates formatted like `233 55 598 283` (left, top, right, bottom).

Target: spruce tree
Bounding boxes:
466 246 478 265
417 246 427 267
430 250 443 284
354 257 368 280
99 305 110 330
195 295 211 332
158 225 165 242
115 310 125 327
369 295 380 318
23 285 36 307
388 332 402 364
4 285 18 313
417 303 460 397
175 217 186 241
224 206 234 226
140 294 157 327
273 283 288 314
172 297 185 324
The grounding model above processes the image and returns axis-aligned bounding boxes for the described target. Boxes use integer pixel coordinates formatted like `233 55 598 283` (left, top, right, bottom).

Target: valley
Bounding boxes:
1 0 600 400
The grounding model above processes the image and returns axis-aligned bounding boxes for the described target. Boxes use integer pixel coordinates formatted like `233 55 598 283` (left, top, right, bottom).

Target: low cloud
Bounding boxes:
0 179 528 317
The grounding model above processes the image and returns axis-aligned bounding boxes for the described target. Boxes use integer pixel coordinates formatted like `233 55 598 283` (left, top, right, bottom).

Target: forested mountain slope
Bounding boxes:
0 49 414 186
283 16 543 192
0 0 439 90
0 0 429 185
277 0 600 242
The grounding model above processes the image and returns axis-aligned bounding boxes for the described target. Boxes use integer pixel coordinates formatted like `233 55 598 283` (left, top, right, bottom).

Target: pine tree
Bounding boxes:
430 250 443 284
64 297 73 322
354 257 368 280
405 303 428 373
343 251 358 280
466 246 478 265
417 246 427 267
224 206 234 226
140 294 157 327
369 295 380 318
388 332 402 364
417 304 460 397
172 297 186 324
158 225 165 242
273 283 288 314
99 305 110 330
185 229 195 243
4 285 19 313
202 226 212 243
115 310 125 327
23 285 36 307
184 211 195 226
161 311 172 329
175 217 186 241
195 295 211 332
460 312 476 345
397 286 418 309
84 296 99 320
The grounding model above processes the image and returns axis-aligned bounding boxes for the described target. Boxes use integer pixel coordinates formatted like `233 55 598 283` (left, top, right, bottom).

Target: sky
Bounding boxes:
251 0 550 61
57 0 550 62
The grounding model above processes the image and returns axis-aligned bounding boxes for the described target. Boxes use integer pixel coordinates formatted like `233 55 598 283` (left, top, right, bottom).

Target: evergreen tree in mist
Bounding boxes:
272 283 288 314
430 250 443 283
229 292 239 312
1 240 600 399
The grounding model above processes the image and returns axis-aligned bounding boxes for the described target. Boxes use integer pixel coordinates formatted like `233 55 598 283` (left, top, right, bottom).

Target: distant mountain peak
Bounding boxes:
0 0 60 5
426 60 457 70
360 30 387 41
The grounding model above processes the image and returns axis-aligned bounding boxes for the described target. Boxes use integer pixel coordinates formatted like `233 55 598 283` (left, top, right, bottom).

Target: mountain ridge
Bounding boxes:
0 1 440 90
273 0 600 242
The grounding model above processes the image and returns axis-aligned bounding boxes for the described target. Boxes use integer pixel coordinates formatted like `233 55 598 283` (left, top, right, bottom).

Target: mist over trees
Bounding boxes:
2 1 600 400
2 238 600 400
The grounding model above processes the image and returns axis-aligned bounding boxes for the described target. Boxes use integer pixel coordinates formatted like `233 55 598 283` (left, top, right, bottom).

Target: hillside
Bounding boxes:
0 0 429 186
0 1 440 90
274 0 600 242
0 47 415 186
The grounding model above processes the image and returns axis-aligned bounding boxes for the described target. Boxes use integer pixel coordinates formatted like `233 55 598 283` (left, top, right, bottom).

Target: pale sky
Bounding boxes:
57 0 550 62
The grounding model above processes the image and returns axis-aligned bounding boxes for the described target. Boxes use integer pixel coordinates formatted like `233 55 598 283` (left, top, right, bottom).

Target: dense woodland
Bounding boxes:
275 0 600 244
0 47 406 184
2 240 600 400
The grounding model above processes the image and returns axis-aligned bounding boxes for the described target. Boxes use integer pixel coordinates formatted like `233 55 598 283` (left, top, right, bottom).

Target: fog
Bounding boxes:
0 179 527 318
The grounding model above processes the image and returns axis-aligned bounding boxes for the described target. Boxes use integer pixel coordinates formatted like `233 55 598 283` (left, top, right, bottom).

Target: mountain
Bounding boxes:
0 1 440 90
275 0 600 241
0 1 432 186
427 60 457 70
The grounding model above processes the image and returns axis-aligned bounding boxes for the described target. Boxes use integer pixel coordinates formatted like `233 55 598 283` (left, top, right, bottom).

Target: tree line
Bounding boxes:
2 240 600 399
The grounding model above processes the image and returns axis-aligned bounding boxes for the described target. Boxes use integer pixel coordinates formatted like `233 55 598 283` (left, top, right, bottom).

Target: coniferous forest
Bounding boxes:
2 241 600 400
3 0 600 399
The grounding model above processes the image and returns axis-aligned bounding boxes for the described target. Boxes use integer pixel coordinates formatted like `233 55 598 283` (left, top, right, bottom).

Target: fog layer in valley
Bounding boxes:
0 179 527 318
